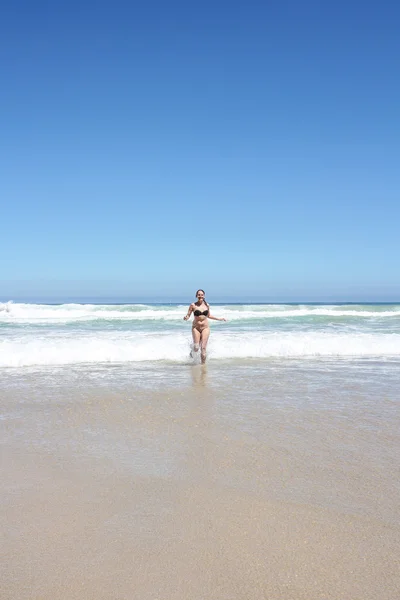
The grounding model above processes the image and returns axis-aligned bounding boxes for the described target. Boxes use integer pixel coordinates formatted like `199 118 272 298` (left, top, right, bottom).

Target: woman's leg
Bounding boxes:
200 327 210 363
191 327 201 356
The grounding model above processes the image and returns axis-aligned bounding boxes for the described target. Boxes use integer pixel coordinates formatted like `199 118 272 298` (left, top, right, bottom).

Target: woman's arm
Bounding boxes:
183 304 194 321
208 307 227 322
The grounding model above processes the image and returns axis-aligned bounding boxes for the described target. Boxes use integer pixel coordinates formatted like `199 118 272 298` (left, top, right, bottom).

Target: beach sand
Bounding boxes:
2 362 400 599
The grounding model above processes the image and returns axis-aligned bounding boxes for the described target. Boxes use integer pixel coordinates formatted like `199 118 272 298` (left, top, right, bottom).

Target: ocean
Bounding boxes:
1 301 400 368
2 301 400 598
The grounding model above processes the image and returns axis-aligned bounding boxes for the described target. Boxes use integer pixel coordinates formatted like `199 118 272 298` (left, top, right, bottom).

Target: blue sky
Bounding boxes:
1 0 399 301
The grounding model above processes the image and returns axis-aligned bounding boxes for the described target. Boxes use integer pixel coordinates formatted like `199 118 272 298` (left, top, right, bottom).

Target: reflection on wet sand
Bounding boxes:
190 364 208 388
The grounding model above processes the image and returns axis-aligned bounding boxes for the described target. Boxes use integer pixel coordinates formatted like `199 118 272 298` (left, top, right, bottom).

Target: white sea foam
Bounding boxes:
1 302 400 324
1 330 399 367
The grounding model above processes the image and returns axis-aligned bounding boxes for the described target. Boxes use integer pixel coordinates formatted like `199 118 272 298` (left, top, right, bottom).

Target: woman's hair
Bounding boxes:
196 289 209 308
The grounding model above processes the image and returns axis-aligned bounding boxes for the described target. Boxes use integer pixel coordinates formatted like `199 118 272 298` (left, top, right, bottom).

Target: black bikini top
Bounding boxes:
194 308 209 317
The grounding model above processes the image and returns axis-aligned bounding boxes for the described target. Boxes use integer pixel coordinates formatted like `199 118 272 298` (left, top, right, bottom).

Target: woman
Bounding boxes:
183 289 226 363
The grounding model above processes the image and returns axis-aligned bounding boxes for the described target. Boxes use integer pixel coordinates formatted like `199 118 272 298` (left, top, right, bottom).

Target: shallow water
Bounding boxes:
2 359 399 523
1 301 400 366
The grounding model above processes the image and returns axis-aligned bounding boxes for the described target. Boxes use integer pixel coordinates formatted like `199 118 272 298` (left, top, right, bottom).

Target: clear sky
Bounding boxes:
1 0 399 302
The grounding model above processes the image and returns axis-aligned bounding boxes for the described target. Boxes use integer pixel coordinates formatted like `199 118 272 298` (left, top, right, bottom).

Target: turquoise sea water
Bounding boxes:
1 301 400 368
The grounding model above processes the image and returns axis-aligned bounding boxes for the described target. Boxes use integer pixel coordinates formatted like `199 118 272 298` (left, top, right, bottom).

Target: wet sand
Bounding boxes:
2 362 400 599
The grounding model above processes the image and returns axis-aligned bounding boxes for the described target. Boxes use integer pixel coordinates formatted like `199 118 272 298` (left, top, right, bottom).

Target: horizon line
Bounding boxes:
1 297 400 305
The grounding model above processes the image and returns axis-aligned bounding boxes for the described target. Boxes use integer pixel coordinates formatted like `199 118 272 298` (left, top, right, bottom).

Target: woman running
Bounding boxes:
183 289 227 363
